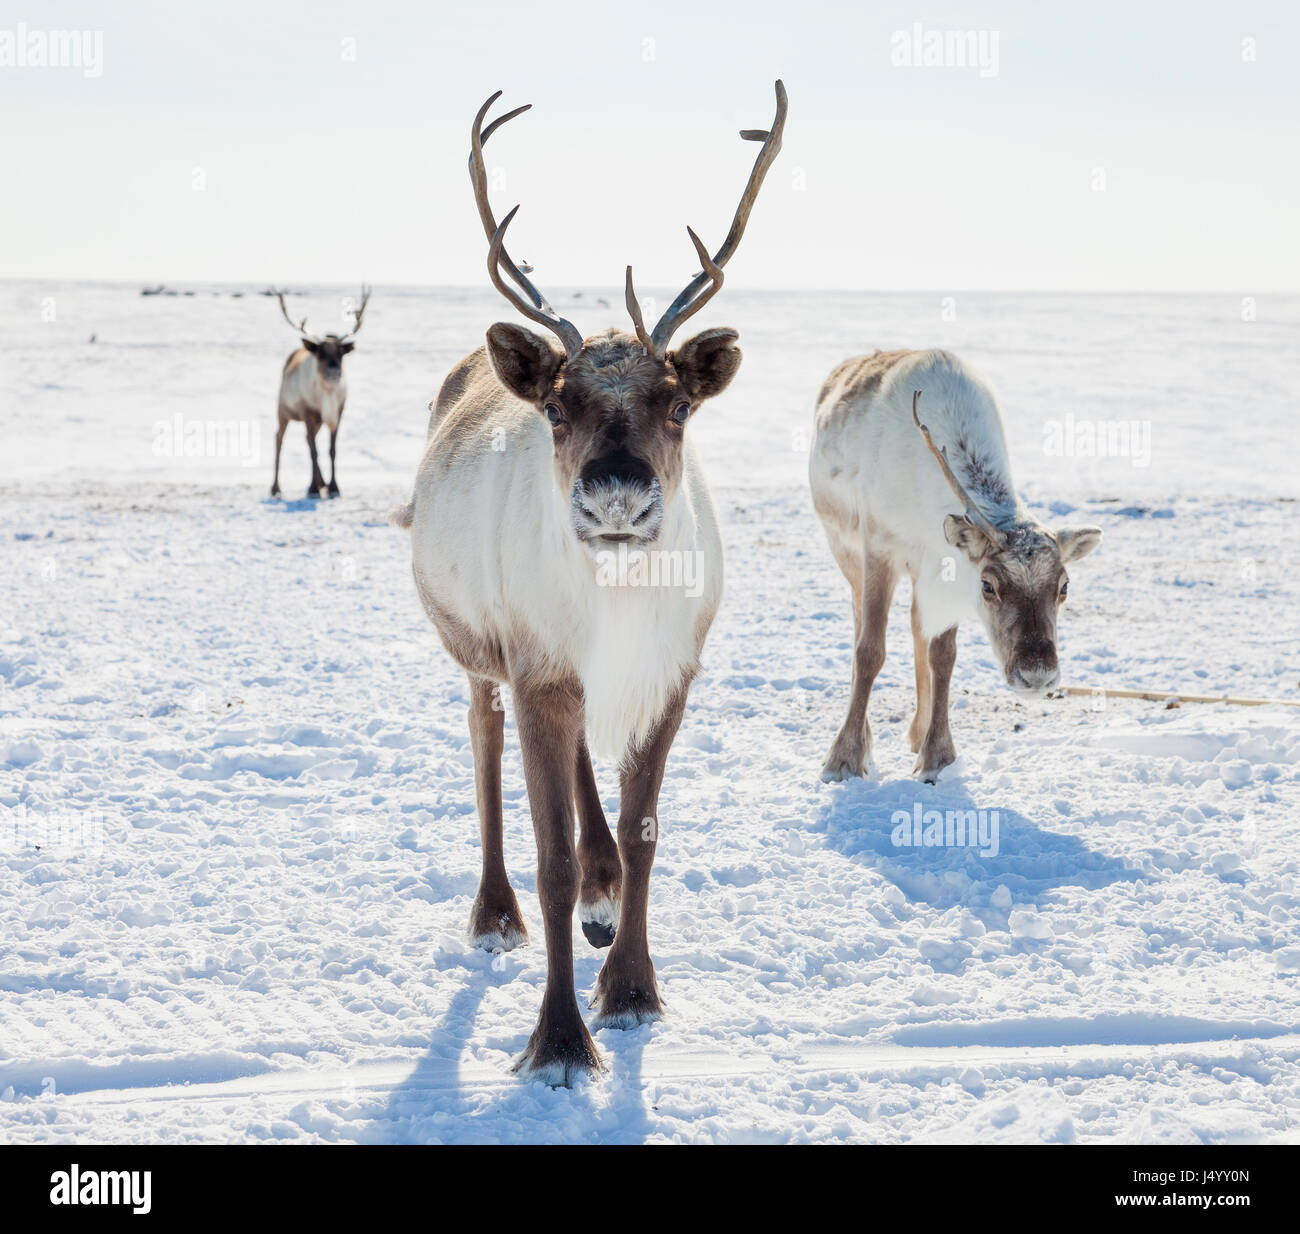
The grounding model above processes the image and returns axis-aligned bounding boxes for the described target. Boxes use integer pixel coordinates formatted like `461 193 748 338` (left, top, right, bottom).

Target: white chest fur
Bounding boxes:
280 353 346 429
412 414 722 760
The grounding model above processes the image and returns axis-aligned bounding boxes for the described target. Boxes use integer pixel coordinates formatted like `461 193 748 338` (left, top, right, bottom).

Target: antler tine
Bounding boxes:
645 228 723 352
341 284 371 340
481 100 532 144
468 93 537 303
275 290 322 344
469 91 583 358
911 391 1007 547
485 207 581 357
648 79 787 356
624 267 654 353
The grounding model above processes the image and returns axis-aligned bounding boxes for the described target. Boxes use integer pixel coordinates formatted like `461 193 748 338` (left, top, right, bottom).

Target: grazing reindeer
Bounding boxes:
393 83 785 1084
271 286 371 498
810 350 1102 783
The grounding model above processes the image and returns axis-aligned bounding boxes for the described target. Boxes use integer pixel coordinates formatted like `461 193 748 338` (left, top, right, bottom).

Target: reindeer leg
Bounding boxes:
821 552 897 781
575 736 621 950
327 410 341 497
915 626 958 782
907 581 932 753
271 412 287 498
590 686 687 1029
304 414 326 498
467 677 527 951
512 678 602 1086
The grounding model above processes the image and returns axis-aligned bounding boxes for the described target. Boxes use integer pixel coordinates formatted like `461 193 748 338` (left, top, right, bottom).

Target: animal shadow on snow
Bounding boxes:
818 772 1143 916
261 495 321 514
362 949 657 1143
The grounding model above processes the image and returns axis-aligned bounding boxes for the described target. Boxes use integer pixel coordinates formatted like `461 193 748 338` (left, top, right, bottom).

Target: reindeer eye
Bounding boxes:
545 403 564 428
1059 579 1069 598
669 402 690 427
982 579 996 599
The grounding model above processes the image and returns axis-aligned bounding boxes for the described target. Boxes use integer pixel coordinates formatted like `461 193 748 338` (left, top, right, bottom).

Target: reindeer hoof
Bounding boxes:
590 954 663 1030
820 730 873 782
581 920 616 949
820 751 873 782
468 895 528 953
513 1017 602 1087
270 484 281 498
328 486 339 498
512 1048 602 1088
590 985 663 1031
913 747 956 784
821 760 857 782
470 924 528 953
578 894 619 950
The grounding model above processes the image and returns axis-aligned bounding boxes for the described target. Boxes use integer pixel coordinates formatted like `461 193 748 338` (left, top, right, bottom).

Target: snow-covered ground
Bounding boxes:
2 281 1299 1143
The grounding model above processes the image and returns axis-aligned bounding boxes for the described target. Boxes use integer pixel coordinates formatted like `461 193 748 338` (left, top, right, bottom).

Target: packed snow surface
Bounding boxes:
2 282 1298 1142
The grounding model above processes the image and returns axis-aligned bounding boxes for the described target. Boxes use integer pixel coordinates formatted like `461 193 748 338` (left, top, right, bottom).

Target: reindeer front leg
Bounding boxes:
327 409 342 497
915 626 958 782
303 412 326 498
590 687 687 1029
575 736 621 949
512 678 602 1085
822 553 897 781
466 677 527 951
271 413 287 498
907 585 932 752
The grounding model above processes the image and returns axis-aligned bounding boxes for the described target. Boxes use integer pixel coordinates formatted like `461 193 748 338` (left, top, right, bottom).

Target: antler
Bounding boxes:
340 284 372 340
624 267 653 352
625 79 788 358
912 390 1007 547
470 92 583 359
275 290 323 344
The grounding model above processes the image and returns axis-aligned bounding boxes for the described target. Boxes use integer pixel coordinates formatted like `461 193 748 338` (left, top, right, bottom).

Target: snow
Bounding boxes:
2 280 1299 1143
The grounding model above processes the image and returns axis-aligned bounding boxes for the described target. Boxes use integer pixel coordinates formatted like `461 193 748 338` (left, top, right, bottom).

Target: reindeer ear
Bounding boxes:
339 341 355 355
485 322 563 402
1056 525 1102 563
670 328 742 403
944 513 995 562
302 339 321 355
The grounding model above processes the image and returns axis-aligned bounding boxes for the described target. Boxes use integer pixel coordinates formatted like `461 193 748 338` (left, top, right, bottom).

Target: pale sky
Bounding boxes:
2 0 1297 290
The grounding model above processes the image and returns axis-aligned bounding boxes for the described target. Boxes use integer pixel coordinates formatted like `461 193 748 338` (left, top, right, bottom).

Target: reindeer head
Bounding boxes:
484 324 741 553
469 84 785 556
275 286 371 385
913 392 1102 695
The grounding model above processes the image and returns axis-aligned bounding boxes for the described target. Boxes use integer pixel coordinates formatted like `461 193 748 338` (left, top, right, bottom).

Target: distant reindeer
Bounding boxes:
271 286 370 498
393 83 785 1084
810 350 1102 783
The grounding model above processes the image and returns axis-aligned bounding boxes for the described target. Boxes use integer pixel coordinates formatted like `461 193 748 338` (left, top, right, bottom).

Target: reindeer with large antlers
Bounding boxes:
393 82 785 1084
271 286 371 498
810 351 1102 783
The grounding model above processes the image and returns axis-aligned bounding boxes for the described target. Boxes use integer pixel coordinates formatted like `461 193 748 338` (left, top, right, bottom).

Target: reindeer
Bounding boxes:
809 350 1102 783
271 286 370 498
392 83 785 1085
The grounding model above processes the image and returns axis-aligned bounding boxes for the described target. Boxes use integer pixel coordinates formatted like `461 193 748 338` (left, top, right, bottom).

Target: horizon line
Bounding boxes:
3 277 1297 297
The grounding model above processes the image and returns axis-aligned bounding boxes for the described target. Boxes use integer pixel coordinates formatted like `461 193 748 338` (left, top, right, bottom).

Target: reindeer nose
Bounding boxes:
1014 664 1060 692
1012 641 1059 693
580 447 655 490
571 471 664 546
